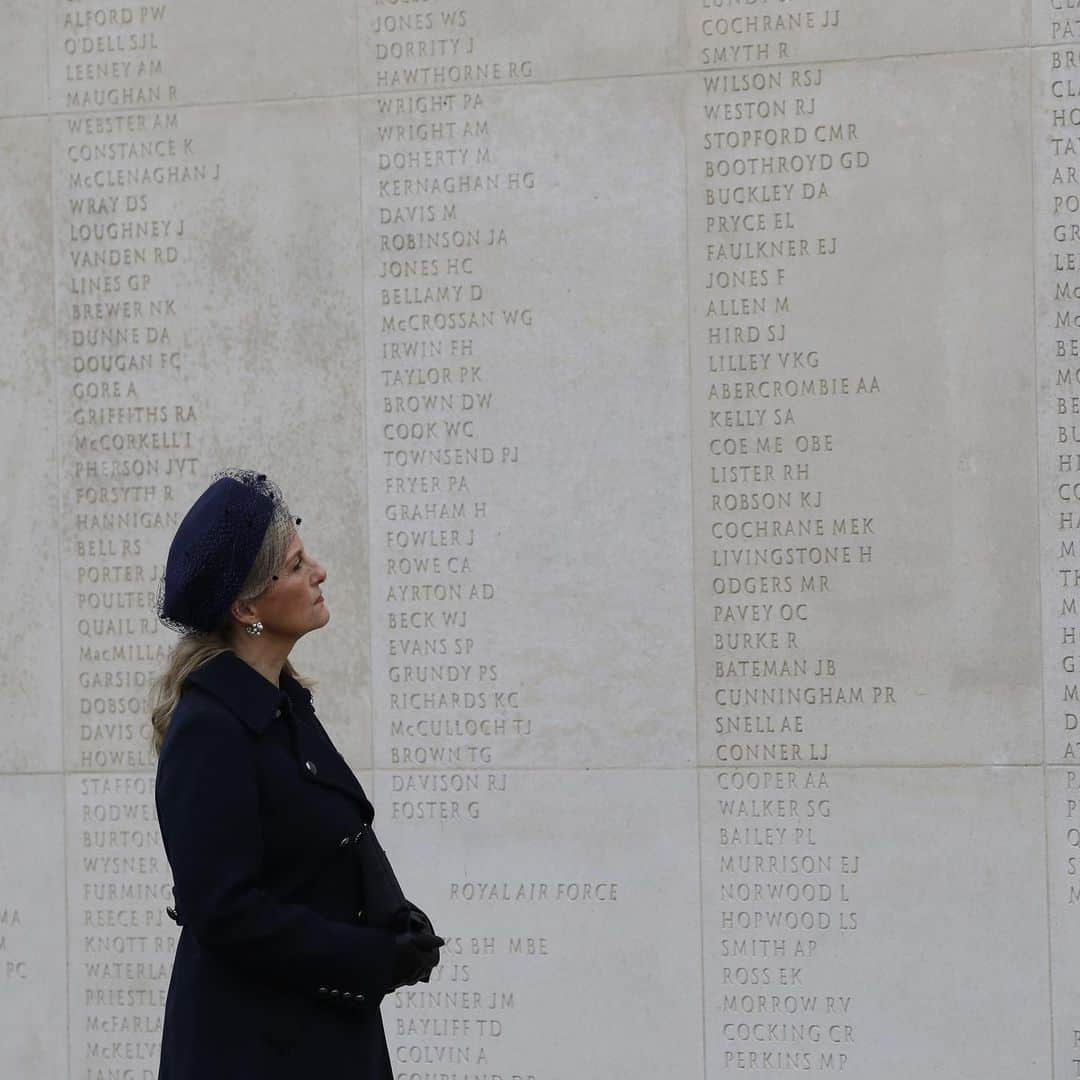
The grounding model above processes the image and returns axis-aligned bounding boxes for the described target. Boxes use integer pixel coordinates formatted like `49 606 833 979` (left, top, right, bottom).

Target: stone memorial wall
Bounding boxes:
0 1 1072 1076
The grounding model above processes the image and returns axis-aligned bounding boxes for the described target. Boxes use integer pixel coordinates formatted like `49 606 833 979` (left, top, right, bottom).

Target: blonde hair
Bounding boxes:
147 500 315 756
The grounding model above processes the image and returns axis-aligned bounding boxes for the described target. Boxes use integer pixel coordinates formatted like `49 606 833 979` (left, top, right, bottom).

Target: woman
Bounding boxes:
148 468 444 1078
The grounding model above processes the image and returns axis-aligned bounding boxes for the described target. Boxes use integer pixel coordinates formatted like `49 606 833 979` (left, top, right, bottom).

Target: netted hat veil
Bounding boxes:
155 468 300 636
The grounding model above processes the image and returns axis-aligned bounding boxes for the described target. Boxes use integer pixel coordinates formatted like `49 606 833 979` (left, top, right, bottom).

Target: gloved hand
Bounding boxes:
391 929 445 989
404 907 440 982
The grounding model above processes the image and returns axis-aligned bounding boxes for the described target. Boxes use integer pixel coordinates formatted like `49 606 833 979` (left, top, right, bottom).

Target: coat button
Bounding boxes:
339 836 351 848
353 830 364 843
318 986 328 997
356 909 364 920
274 707 282 719
330 989 340 999
355 994 365 1004
305 760 318 776
343 991 353 1000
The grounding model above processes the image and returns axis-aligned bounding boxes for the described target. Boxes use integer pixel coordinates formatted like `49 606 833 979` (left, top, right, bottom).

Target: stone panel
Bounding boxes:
374 766 704 1078
701 765 1050 1077
52 98 372 770
0 776 67 1079
689 50 1039 767
362 76 695 771
0 117 60 774
1036 42 1080 766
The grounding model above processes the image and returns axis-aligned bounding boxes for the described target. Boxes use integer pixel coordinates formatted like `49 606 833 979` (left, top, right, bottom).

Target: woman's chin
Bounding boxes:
299 607 330 639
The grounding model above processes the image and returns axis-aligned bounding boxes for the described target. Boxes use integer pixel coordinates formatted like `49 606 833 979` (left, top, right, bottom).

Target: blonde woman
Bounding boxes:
149 468 443 1078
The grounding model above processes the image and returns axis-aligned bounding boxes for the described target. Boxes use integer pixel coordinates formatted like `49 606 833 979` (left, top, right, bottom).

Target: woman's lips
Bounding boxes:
315 596 324 604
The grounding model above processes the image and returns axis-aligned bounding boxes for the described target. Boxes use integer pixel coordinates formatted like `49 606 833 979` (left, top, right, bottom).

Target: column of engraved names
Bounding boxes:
368 0 534 92
369 93 534 779
692 65 878 1072
693 2 843 70
366 30 536 1071
698 66 881 766
58 76 216 772
54 16 217 1069
708 768 857 1073
74 775 176 1078
59 0 173 112
1038 37 1080 1080
1044 50 1080 761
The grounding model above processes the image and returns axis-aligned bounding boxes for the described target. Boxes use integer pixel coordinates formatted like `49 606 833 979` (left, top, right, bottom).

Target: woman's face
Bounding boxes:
253 530 329 639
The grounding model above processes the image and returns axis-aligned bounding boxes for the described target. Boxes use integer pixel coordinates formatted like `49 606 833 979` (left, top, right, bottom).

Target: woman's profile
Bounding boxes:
147 467 444 1078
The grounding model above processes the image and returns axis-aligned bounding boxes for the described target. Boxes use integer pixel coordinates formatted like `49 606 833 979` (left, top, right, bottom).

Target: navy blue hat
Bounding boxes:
155 468 300 635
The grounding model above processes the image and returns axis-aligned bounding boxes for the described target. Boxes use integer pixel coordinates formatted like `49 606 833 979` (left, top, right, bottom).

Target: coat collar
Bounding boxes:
184 650 312 735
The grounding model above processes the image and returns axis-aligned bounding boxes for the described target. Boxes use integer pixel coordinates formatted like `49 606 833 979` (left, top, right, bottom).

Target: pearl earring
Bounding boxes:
245 621 264 637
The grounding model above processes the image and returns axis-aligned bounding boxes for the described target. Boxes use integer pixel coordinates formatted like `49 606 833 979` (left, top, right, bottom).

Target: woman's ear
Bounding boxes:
229 597 257 625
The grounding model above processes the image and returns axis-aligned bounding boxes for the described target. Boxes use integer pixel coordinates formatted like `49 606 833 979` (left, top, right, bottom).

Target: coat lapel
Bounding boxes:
285 689 375 820
184 650 374 817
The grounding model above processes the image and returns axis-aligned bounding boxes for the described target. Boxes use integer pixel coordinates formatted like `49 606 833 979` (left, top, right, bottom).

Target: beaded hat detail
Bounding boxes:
155 468 299 636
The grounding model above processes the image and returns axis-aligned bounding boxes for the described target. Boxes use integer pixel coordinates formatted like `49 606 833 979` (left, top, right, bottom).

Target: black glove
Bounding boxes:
404 907 440 982
392 930 445 989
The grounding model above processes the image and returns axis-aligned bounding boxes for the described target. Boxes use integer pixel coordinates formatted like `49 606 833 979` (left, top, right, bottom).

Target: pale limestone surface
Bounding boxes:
1047 766 1080 1068
1035 45 1080 770
689 49 1040 768
362 77 696 771
53 98 374 771
701 766 1051 1078
0 117 60 774
374 767 704 1078
65 773 177 1076
358 0 682 91
0 776 67 1080
0 0 47 117
686 0 1028 68
50 0 358 111
1034 5 1080 47
0 1 1075 1078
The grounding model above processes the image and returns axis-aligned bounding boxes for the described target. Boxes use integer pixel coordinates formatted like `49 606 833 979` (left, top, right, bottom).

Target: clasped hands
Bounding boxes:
390 904 445 989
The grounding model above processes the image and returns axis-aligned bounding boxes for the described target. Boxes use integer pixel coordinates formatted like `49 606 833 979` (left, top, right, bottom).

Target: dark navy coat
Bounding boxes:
154 649 414 1079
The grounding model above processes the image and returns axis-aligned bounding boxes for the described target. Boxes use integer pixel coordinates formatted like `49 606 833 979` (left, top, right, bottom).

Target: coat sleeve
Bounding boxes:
404 900 435 934
155 706 398 1007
